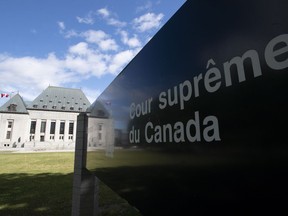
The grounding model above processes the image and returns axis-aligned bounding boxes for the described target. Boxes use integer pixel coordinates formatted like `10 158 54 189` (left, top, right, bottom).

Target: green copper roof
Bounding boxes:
0 94 28 114
27 86 91 112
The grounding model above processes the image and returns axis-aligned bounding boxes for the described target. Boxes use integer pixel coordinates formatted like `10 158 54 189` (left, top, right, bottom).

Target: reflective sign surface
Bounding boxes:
87 0 288 215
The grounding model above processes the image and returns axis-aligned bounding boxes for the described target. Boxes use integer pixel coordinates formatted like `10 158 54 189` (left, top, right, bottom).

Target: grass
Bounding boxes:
0 151 141 216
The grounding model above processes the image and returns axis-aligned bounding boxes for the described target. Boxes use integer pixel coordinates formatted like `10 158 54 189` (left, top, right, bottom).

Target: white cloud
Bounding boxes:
136 1 153 13
97 8 126 28
107 18 126 28
76 16 94 25
133 12 164 32
1 6 160 105
82 30 106 43
0 53 76 102
100 38 119 51
81 30 118 51
69 42 90 56
119 30 142 48
57 21 78 39
76 11 96 25
64 29 78 38
0 43 141 106
97 8 110 18
108 49 139 74
66 42 110 77
0 42 139 97
58 21 65 30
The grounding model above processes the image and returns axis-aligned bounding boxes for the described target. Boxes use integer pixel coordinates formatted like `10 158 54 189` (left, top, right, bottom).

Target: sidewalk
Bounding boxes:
0 148 75 153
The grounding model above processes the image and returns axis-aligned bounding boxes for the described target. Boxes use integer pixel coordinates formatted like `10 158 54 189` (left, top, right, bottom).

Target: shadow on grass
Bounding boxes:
98 182 142 216
0 173 73 216
95 164 288 216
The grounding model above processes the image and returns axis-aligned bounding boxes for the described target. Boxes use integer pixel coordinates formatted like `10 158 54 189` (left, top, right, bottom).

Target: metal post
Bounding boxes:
71 113 98 215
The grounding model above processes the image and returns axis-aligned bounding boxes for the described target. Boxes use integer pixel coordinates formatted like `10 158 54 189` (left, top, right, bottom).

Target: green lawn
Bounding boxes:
0 151 141 216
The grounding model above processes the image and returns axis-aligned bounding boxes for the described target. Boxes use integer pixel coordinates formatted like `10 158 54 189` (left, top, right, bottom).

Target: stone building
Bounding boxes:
0 86 92 150
86 100 115 156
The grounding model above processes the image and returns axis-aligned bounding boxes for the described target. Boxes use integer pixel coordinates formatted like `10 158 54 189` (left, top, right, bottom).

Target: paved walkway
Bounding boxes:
0 148 75 153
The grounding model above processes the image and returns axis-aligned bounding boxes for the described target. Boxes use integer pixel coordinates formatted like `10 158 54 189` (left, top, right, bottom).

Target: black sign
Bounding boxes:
87 0 288 215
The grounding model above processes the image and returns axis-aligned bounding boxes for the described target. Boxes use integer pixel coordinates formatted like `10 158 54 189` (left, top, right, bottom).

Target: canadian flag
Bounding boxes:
1 93 9 98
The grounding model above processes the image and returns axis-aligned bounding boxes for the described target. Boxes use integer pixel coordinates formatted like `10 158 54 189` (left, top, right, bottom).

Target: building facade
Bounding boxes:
0 86 92 150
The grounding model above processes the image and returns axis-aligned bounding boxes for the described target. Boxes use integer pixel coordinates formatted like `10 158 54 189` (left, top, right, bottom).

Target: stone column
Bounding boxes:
45 120 51 141
55 120 60 142
35 119 41 142
64 120 69 142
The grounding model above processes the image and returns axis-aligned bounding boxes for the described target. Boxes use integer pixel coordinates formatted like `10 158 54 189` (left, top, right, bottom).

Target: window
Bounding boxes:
30 121 36 134
33 105 38 108
98 133 102 141
6 131 12 139
52 105 56 109
30 120 36 141
39 120 46 142
40 121 46 133
70 107 74 111
98 124 103 141
8 121 13 128
8 104 17 111
98 124 103 131
40 135 45 142
59 122 65 134
42 105 47 109
5 120 13 140
30 135 35 141
69 122 74 135
50 121 56 134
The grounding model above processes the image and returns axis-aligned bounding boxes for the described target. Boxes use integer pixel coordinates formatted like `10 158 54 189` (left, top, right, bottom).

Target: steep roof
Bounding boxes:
27 86 91 112
0 94 28 114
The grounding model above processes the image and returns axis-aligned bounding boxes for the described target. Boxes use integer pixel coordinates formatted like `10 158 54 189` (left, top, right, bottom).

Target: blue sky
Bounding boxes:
0 0 185 106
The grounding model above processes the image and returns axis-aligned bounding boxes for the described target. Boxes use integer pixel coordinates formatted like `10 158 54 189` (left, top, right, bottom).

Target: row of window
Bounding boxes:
4 119 75 142
39 97 87 105
30 120 74 135
30 120 74 142
29 134 74 141
32 104 83 111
